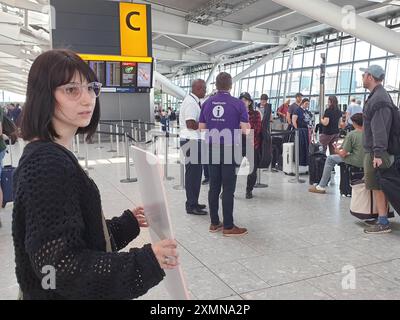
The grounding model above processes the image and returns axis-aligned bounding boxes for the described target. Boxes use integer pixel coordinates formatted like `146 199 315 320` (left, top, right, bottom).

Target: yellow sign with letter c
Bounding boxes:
119 2 149 57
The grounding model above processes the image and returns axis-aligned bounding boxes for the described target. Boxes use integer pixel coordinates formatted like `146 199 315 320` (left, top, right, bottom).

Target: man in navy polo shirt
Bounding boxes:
199 72 250 237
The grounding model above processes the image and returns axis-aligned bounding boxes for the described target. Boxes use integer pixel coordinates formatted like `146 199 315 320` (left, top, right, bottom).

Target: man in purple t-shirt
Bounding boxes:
199 72 250 237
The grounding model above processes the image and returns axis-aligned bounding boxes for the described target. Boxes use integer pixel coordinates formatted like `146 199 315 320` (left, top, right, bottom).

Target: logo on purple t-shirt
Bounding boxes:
212 105 225 119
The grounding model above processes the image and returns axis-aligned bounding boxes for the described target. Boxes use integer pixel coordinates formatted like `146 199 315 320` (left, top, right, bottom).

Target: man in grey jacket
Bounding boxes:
360 65 394 234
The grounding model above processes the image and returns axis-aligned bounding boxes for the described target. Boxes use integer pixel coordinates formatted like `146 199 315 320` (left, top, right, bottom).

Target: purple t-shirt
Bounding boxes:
199 91 249 145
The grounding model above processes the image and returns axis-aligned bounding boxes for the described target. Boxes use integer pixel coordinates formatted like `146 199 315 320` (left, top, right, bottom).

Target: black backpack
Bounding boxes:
386 97 400 156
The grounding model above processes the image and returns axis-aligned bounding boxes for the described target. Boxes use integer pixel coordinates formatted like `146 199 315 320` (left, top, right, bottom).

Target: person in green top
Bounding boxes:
0 106 7 227
309 113 364 194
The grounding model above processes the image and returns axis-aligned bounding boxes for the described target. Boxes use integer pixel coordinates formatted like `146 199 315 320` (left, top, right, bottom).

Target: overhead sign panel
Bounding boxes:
50 0 152 58
120 3 152 57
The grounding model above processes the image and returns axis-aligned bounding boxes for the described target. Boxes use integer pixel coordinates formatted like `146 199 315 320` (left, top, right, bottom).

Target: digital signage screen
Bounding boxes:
137 62 152 88
121 62 137 87
106 62 121 87
86 59 151 92
88 61 106 86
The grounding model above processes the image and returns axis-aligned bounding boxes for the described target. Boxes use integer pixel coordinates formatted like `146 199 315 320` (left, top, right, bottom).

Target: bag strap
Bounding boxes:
370 190 374 215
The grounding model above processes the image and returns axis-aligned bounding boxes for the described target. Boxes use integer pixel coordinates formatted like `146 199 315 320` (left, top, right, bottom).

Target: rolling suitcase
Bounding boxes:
308 132 327 185
272 136 283 171
309 141 325 156
283 142 295 175
1 142 15 208
309 153 327 185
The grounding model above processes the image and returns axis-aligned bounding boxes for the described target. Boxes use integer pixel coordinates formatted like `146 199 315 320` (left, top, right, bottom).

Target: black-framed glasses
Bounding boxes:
57 82 102 100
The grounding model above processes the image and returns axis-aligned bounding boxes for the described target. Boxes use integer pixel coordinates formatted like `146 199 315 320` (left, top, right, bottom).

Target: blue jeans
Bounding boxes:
0 149 6 181
319 154 343 188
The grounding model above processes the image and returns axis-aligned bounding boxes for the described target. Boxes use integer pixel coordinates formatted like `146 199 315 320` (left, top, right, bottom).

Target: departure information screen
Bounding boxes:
121 62 137 87
137 62 152 88
86 60 153 93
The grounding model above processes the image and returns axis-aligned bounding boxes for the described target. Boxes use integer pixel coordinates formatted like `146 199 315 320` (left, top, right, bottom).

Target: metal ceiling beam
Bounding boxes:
191 40 217 51
169 62 195 73
0 86 26 95
0 9 22 24
153 62 172 75
153 45 213 63
246 9 296 29
0 55 31 69
0 72 27 82
273 0 400 55
0 0 45 12
206 60 221 88
162 34 209 56
0 75 27 83
0 82 26 91
212 43 258 57
232 45 288 83
0 78 27 87
0 43 40 60
152 33 164 41
152 9 288 45
154 70 186 100
185 0 261 26
221 45 284 65
283 2 393 35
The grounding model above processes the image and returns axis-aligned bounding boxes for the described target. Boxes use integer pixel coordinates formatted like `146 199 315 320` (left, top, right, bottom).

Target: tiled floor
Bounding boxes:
1 137 400 300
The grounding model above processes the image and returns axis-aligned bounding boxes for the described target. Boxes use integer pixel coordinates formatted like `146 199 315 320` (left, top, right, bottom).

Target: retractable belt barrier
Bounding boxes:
94 121 183 186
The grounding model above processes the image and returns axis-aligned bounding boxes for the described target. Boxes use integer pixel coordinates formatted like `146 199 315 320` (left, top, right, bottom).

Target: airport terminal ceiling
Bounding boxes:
0 0 399 96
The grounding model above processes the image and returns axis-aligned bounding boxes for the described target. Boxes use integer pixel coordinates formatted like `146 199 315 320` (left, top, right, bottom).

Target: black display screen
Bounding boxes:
105 62 121 87
88 61 106 86
87 60 152 92
121 62 137 87
137 62 152 87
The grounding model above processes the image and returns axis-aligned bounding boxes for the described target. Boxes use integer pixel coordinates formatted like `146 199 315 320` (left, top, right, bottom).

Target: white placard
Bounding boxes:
132 146 190 300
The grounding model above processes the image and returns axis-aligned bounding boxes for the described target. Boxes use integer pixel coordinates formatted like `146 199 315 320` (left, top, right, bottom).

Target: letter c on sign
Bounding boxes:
126 12 140 31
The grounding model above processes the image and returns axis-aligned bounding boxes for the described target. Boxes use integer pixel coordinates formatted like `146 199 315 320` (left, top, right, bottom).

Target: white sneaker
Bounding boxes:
316 185 326 192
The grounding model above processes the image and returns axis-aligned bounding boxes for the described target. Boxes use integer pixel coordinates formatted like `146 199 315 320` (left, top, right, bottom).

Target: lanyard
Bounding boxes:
189 94 201 108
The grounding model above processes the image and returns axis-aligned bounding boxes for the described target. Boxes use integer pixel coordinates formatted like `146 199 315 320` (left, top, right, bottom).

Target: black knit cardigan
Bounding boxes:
12 141 165 299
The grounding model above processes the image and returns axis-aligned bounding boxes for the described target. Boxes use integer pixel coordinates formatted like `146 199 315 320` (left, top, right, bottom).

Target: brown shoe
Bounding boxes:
308 185 326 194
209 222 223 233
223 225 248 237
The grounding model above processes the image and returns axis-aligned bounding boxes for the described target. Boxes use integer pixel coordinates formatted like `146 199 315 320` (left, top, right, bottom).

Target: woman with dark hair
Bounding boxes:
320 95 343 155
12 49 178 300
239 92 262 199
292 98 312 167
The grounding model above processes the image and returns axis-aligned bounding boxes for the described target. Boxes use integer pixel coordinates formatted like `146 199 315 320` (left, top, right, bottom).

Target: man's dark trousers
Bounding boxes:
180 139 202 210
208 145 238 229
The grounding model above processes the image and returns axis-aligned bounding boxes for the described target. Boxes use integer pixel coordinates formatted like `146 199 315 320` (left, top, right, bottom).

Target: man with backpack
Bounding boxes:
360 65 394 234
